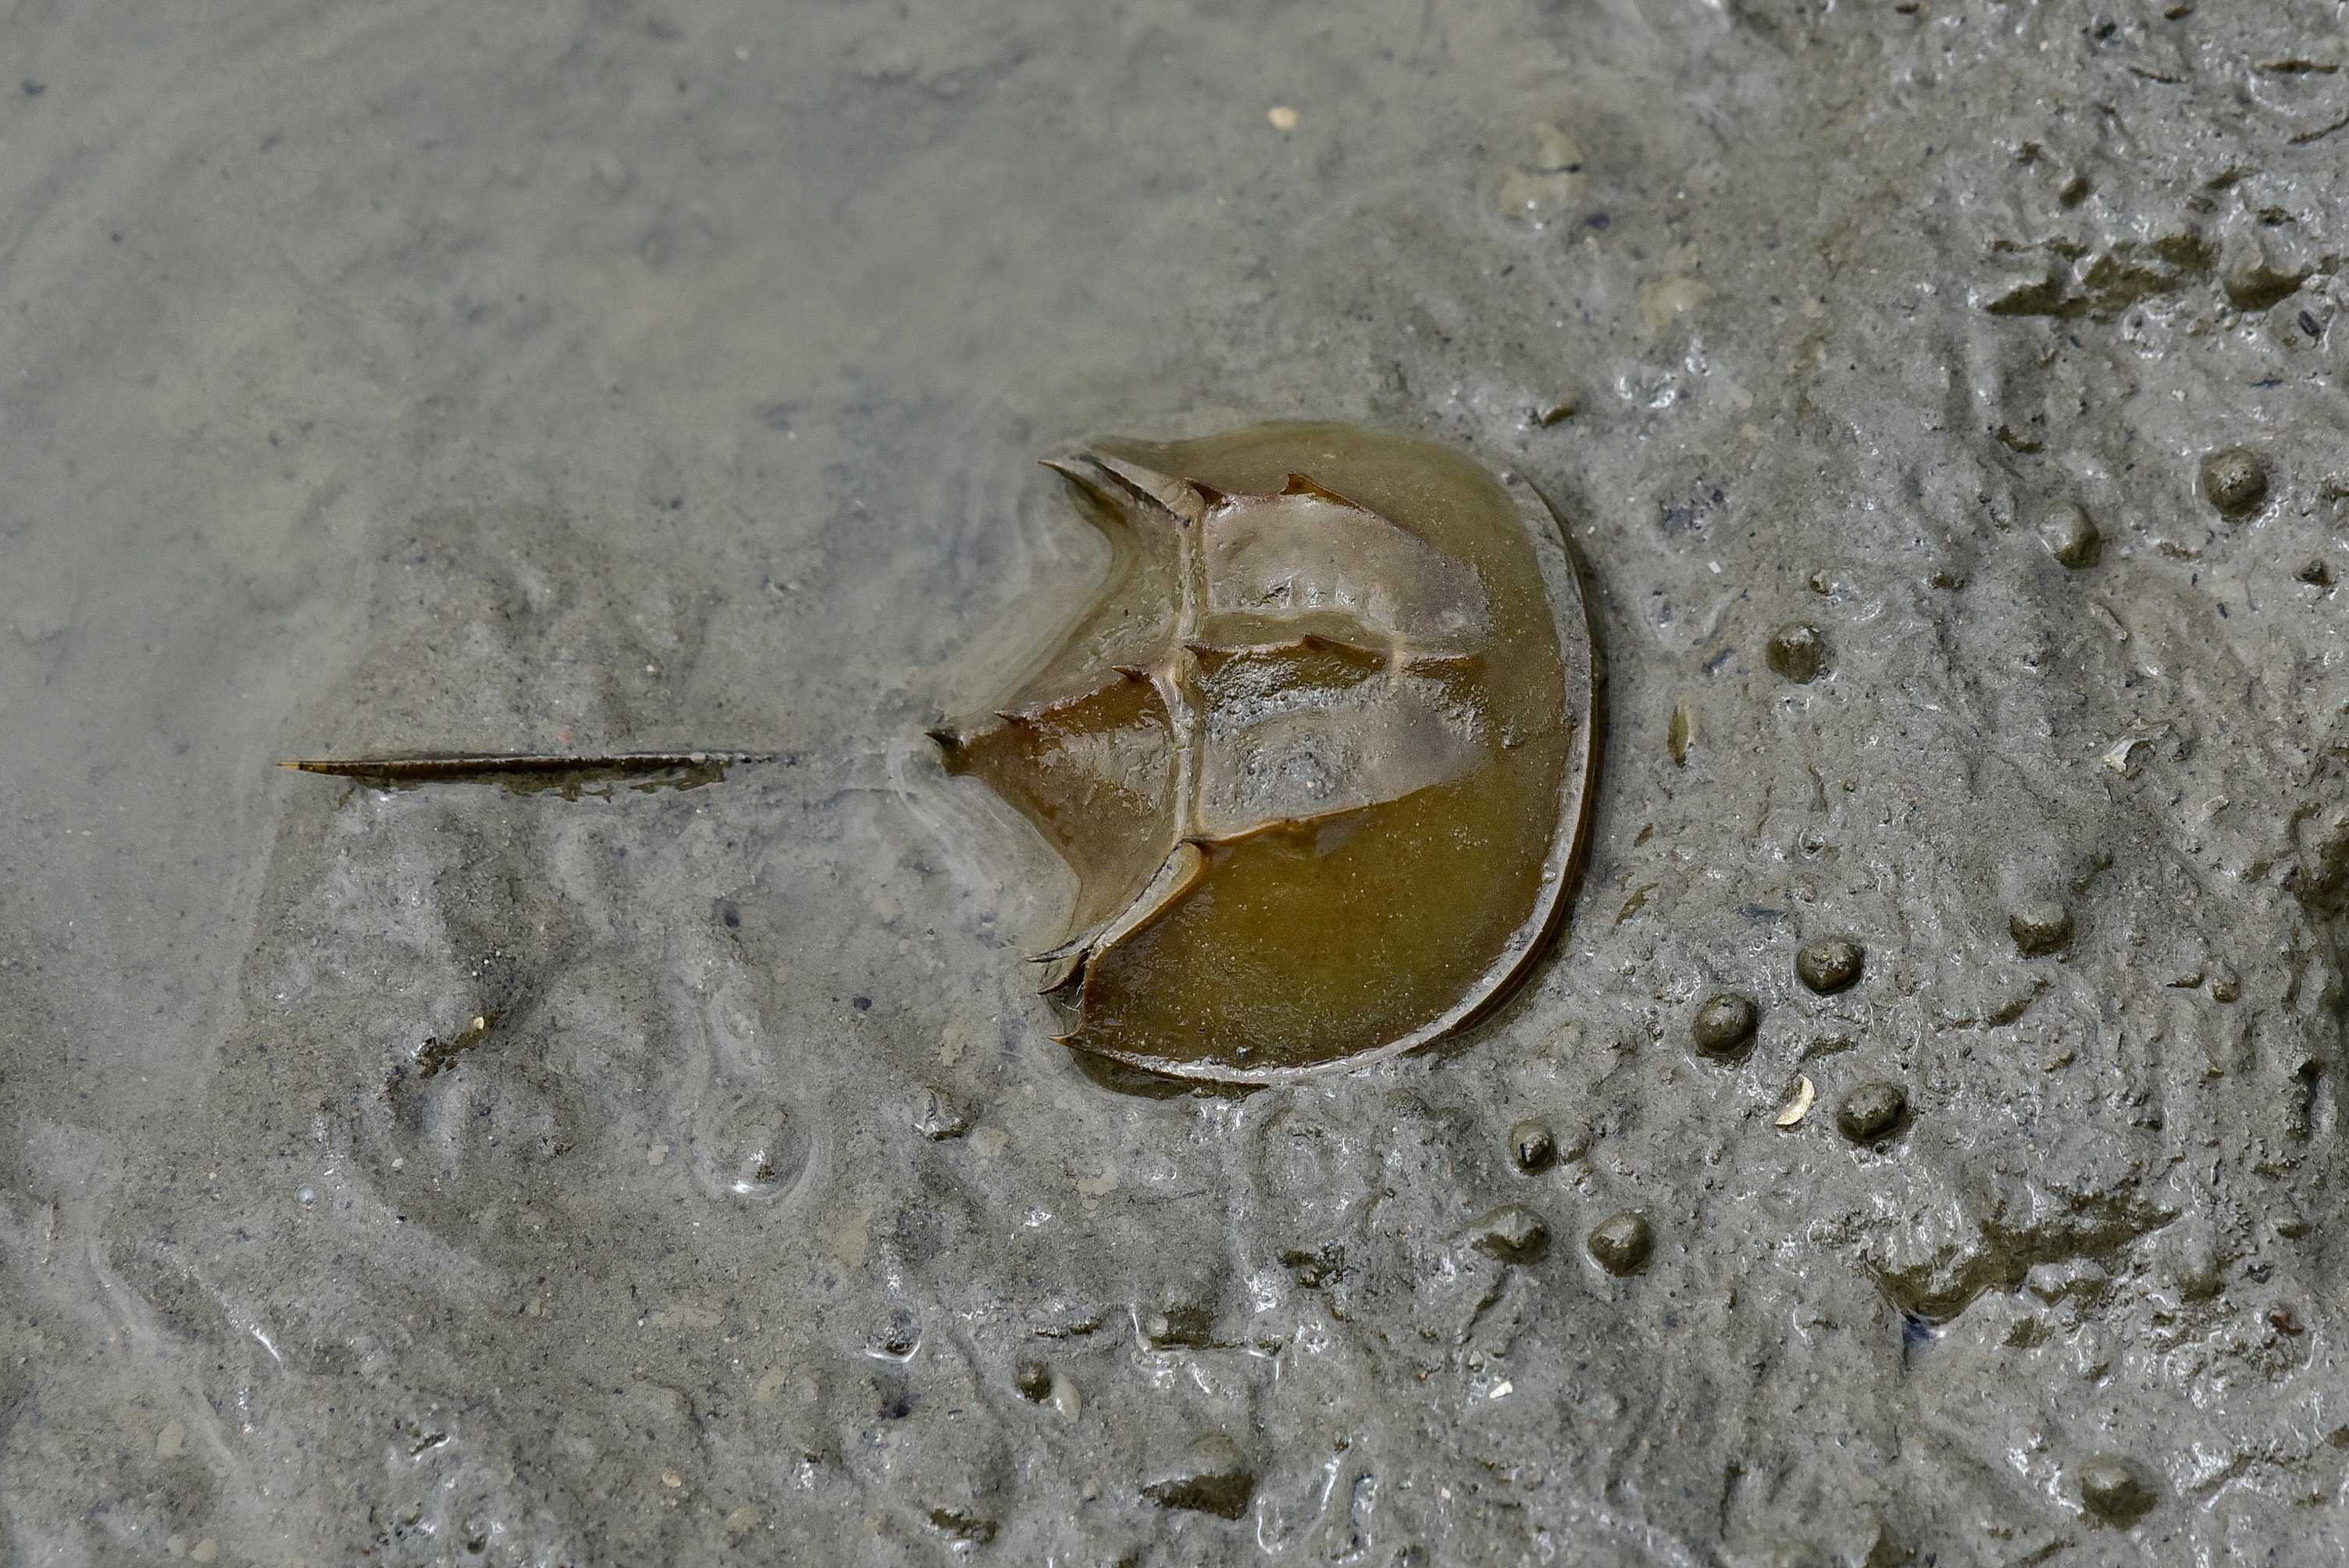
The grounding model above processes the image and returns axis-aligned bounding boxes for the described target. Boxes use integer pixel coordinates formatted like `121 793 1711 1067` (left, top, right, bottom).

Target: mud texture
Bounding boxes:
2 2 2347 1566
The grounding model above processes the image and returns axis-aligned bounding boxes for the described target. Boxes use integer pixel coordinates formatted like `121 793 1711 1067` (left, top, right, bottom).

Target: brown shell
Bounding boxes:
935 422 1602 1083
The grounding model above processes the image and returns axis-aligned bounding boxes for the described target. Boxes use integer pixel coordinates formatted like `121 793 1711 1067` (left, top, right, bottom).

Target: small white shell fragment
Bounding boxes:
2101 729 2160 775
1774 1075 1816 1128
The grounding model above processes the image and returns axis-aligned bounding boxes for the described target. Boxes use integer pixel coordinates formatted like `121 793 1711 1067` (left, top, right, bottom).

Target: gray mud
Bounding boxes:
2 2 2347 1564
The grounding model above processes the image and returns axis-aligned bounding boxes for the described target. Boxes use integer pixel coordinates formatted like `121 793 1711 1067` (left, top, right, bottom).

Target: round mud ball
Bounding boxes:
1467 1203 1550 1264
1766 621 1827 682
2009 900 2074 957
2201 447 2268 516
1508 1117 1556 1174
1795 935 1864 995
1836 1081 1908 1144
2077 1456 2158 1527
1691 992 1761 1058
1586 1211 1653 1275
2037 501 2101 568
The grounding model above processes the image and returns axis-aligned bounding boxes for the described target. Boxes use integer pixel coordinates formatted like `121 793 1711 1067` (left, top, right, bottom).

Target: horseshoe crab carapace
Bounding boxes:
932 422 1603 1084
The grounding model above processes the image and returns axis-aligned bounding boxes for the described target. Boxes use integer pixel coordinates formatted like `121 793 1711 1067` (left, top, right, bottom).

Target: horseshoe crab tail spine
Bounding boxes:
280 750 785 779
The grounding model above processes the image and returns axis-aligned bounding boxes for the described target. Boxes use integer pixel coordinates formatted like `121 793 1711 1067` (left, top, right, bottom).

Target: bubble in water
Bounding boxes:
866 1305 921 1360
688 1087 808 1201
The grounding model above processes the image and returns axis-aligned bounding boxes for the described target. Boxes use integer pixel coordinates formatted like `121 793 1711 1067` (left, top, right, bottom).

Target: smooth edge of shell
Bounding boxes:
1070 458 1606 1086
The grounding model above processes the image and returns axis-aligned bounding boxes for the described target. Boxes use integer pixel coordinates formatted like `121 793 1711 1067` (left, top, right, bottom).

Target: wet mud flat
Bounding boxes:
1 2 2346 1564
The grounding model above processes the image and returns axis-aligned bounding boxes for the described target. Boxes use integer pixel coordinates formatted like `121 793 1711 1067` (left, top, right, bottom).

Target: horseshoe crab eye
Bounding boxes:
934 422 1603 1085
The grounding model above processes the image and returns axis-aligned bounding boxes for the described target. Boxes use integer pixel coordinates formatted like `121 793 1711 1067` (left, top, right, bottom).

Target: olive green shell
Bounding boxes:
936 422 1602 1083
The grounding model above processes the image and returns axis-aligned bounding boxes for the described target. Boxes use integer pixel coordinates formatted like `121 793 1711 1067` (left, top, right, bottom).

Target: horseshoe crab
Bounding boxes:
932 422 1602 1084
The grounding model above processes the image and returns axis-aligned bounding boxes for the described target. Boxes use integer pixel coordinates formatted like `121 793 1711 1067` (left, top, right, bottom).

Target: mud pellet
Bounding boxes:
1691 992 1760 1058
1759 1542 1833 1568
2009 902 2073 957
1467 1203 1550 1264
1765 622 1827 682
2077 1456 2157 1526
2222 249 2305 310
1144 1304 1215 1349
911 1088 974 1140
1795 936 1864 995
1143 1434 1256 1520
2201 448 2267 516
1836 1081 1907 1144
1508 1117 1556 1173
1587 1211 1652 1275
2037 502 2101 568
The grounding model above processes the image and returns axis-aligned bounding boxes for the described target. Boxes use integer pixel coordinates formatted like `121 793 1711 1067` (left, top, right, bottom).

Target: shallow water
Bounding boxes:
3 2 2347 1563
